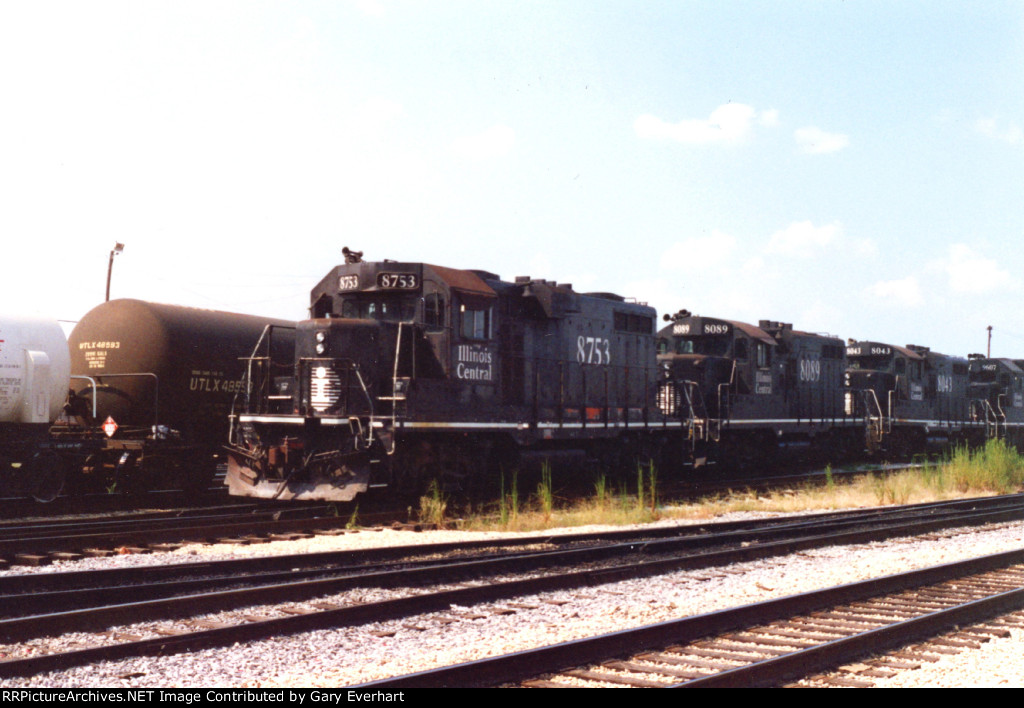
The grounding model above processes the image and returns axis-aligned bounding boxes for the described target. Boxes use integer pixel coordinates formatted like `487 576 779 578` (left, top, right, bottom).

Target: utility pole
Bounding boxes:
105 242 124 302
987 325 993 358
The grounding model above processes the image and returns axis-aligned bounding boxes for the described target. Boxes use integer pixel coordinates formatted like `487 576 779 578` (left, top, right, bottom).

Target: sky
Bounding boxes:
2 1 1022 357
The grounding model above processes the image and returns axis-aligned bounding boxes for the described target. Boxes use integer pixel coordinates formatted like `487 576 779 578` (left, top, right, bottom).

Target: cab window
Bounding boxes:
460 305 491 340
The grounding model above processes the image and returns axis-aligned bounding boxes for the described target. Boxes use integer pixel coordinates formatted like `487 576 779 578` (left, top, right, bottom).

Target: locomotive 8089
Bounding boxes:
226 255 681 501
656 310 860 468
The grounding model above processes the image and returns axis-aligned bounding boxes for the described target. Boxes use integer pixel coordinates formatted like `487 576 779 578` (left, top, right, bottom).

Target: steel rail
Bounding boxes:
2 502 1024 678
354 547 1024 688
3 496 1022 619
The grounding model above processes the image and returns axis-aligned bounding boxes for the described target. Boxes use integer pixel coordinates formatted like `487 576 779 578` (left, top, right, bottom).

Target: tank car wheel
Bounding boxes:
30 452 66 503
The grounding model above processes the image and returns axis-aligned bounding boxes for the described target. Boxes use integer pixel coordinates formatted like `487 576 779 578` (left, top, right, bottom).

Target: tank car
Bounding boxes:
0 315 71 500
844 341 978 454
966 355 1024 447
57 299 295 494
656 310 856 468
226 255 679 502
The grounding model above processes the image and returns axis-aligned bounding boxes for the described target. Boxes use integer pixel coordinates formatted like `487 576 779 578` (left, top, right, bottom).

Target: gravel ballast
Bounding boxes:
2 513 1024 688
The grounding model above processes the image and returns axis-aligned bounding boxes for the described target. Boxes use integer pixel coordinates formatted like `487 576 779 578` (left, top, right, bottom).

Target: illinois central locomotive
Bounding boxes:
226 255 678 501
656 310 857 467
844 341 982 454
964 354 1024 446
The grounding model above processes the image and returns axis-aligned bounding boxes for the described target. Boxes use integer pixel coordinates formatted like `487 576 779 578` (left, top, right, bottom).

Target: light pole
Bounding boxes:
105 242 124 302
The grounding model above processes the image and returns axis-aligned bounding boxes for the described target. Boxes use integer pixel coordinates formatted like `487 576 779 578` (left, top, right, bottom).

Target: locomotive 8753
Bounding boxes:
226 256 681 501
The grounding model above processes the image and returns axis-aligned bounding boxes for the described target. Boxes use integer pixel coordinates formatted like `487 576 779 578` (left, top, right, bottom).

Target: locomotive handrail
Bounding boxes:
384 321 405 452
233 323 298 426
886 389 895 433
860 388 886 444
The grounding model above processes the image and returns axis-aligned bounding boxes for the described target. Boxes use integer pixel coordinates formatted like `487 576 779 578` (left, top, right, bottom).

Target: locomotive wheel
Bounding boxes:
30 452 66 503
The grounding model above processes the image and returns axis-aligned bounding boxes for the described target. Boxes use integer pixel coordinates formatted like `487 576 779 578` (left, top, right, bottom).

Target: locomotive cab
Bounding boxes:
656 314 775 419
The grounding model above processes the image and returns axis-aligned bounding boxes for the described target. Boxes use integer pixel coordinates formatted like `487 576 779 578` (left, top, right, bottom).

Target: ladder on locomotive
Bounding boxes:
860 388 891 447
671 380 721 448
970 396 1006 440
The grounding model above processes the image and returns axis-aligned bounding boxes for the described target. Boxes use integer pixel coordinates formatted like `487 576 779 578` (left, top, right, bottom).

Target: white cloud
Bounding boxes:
451 124 516 160
850 237 878 258
635 103 774 146
942 243 1014 293
758 109 780 128
659 231 738 270
794 126 849 154
765 221 841 257
866 276 925 307
975 117 1023 146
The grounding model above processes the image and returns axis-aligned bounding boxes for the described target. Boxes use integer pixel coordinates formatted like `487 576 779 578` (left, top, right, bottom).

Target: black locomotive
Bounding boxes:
656 310 858 467
226 256 679 501
844 341 979 454
966 355 1024 445
221 252 1024 504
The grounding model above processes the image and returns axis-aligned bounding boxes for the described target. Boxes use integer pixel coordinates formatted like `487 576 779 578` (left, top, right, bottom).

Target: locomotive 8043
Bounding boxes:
844 341 982 454
226 255 680 501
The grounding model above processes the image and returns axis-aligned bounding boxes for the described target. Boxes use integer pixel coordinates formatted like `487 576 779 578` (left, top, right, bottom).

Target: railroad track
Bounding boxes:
3 496 1024 681
356 548 1024 688
2 490 1020 567
0 504 352 567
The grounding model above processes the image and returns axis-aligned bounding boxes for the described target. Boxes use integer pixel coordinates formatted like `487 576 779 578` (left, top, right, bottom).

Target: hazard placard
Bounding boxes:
102 416 119 437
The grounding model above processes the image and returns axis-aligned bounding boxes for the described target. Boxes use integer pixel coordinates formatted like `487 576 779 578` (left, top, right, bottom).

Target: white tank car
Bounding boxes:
0 315 70 425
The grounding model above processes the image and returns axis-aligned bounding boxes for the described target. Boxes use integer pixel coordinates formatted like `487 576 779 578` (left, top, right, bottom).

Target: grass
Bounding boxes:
416 440 1024 532
418 480 448 527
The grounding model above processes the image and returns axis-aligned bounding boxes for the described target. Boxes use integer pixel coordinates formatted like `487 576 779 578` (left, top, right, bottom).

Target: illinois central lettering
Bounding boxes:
455 345 494 382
